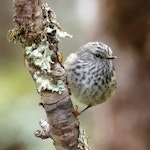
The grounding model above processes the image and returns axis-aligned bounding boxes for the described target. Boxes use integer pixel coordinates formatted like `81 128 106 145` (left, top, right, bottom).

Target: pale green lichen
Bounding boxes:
24 3 69 94
33 71 65 94
46 27 53 33
57 30 73 38
42 3 72 39
25 41 53 73
78 126 91 150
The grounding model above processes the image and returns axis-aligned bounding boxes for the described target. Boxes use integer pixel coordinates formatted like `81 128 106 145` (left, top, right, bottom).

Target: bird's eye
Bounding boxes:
95 53 102 58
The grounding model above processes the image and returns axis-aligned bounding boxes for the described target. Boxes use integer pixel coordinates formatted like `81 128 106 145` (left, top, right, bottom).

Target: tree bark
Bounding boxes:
8 0 90 150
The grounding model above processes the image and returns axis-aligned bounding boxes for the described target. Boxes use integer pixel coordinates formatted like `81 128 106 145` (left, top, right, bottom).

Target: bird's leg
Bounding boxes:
80 105 91 114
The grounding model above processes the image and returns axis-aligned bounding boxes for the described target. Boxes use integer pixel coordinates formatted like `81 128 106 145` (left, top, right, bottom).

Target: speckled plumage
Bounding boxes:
64 42 117 108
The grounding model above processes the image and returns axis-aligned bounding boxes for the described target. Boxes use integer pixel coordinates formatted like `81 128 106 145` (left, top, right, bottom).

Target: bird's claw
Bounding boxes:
72 105 81 116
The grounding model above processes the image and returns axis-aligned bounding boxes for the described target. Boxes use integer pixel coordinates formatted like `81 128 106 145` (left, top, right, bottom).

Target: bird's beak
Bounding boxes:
106 56 117 60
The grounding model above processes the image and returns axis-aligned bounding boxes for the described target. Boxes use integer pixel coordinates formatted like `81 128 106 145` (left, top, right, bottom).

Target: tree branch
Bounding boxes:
8 0 90 150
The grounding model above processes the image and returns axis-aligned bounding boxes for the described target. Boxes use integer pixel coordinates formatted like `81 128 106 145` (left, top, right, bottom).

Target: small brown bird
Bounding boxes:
64 42 117 112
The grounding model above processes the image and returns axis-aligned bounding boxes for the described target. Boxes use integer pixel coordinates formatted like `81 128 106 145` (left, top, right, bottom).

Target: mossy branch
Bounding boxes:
8 0 90 150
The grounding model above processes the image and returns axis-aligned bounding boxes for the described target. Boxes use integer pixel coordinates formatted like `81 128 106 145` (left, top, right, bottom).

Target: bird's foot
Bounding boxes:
72 105 81 116
72 105 91 116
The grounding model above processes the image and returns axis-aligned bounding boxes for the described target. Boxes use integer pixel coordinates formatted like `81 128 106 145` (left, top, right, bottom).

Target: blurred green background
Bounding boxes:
1 0 150 150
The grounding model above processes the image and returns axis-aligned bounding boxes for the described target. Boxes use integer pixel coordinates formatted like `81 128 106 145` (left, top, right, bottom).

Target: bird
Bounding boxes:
64 42 117 113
